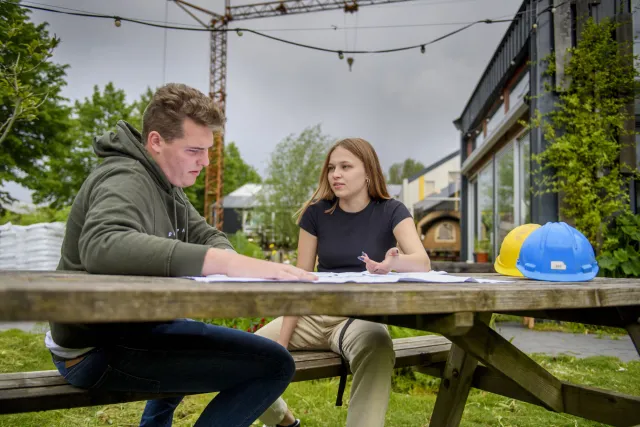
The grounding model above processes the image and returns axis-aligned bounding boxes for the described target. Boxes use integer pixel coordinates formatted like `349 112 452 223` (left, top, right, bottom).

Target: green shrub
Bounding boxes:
227 232 265 259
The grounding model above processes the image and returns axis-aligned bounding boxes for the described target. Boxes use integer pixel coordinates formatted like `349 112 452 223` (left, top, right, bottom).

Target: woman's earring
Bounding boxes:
366 178 370 186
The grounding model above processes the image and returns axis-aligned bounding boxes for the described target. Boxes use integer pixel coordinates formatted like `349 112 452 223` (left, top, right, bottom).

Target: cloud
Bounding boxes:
22 0 518 181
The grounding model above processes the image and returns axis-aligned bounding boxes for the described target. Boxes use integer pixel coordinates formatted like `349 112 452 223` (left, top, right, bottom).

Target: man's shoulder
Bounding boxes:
89 158 152 186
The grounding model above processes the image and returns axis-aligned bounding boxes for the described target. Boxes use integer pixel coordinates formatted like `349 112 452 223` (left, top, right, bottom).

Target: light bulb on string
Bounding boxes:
114 17 122 27
347 57 354 71
420 45 425 54
236 29 243 36
338 51 344 60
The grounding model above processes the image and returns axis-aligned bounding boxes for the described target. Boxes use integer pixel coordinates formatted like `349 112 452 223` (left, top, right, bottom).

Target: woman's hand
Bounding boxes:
359 248 400 274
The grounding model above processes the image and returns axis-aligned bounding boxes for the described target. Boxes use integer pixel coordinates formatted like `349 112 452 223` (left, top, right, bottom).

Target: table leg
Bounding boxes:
448 314 565 413
627 322 640 356
429 343 478 427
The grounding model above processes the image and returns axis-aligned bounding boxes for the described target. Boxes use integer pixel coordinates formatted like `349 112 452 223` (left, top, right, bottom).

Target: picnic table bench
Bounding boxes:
0 270 639 426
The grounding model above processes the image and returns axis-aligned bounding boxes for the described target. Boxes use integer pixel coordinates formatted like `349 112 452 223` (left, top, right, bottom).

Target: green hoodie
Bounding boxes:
50 121 234 348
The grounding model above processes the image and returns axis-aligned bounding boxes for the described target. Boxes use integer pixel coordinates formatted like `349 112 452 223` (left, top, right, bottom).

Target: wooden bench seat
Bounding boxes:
2 333 639 425
0 335 451 415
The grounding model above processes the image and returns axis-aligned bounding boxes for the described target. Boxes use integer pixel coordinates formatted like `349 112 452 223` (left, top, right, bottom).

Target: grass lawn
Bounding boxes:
1 329 639 426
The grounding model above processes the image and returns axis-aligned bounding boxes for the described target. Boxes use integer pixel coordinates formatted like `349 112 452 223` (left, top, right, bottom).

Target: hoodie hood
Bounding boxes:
93 120 173 192
92 120 191 242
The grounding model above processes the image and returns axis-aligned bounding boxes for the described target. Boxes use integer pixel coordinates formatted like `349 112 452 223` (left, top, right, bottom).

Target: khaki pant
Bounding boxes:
256 315 395 427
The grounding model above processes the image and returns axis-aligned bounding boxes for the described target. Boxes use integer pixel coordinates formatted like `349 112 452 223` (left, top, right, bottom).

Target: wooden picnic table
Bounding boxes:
1 270 640 426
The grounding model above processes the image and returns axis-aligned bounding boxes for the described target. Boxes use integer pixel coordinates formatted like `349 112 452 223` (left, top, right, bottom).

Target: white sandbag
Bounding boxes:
0 222 65 271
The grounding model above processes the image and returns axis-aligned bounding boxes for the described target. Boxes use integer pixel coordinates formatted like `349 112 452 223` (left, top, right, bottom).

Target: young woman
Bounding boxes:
256 138 431 427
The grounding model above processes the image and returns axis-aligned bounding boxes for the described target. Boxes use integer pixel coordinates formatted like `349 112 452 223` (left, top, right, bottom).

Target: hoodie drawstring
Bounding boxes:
172 190 190 242
172 192 178 240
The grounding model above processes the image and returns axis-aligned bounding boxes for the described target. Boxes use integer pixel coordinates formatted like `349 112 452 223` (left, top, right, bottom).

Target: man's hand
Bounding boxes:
236 261 317 281
203 248 318 281
359 248 399 275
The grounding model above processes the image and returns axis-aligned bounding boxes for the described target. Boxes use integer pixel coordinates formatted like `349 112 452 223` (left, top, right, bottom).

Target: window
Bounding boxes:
468 180 476 261
471 130 533 260
496 142 515 253
486 103 505 136
519 132 531 224
435 222 456 242
509 72 529 108
475 163 494 260
476 131 486 148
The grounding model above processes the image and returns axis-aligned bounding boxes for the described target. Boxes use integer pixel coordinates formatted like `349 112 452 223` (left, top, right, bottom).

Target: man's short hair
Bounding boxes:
142 83 225 143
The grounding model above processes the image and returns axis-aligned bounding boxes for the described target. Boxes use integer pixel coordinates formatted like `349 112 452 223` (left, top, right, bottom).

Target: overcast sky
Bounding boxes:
6 0 520 202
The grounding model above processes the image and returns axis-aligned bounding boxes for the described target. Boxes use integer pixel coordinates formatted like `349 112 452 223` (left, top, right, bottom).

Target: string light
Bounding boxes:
5 0 567 57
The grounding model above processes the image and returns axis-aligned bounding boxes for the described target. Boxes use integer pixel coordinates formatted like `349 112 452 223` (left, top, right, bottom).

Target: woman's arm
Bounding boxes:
390 218 431 272
361 217 431 274
277 228 318 348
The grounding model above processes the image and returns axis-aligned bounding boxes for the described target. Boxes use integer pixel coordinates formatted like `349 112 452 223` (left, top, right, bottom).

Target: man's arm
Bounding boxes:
183 193 234 250
79 169 210 277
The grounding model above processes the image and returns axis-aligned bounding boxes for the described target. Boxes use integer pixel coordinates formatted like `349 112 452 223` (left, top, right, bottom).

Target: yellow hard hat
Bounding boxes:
494 224 541 276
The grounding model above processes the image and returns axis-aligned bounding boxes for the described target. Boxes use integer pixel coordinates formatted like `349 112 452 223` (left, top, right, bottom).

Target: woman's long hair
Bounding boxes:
295 138 390 222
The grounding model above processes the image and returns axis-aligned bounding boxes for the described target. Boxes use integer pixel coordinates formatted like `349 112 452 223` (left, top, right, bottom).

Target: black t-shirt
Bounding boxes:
298 198 412 273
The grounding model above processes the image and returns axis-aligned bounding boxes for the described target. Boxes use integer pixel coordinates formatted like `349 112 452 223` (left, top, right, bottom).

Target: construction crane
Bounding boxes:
174 0 416 228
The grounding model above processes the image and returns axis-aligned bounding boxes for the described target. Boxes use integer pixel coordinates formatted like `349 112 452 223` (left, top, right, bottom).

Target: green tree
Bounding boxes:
223 142 262 194
0 1 71 207
529 17 640 253
128 86 154 130
184 141 263 214
255 125 331 248
25 83 133 207
0 205 70 226
387 159 425 184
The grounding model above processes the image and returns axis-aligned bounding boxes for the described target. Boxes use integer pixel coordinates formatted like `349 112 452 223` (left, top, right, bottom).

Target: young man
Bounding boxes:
45 83 316 427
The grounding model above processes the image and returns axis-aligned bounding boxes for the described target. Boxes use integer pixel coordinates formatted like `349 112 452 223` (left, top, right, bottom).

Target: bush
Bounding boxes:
598 211 640 278
227 232 265 259
0 206 70 225
204 317 273 333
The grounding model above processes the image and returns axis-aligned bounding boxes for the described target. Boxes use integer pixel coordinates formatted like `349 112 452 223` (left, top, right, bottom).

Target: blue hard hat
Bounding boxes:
516 222 599 282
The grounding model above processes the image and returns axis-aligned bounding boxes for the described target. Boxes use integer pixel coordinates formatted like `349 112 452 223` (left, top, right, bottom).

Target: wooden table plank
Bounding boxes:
1 271 640 322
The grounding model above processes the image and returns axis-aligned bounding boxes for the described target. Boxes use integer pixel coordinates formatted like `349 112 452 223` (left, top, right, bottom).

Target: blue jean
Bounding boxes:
52 319 296 427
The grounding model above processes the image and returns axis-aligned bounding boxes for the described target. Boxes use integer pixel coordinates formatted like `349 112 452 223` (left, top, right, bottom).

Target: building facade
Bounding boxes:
400 150 460 216
455 0 639 263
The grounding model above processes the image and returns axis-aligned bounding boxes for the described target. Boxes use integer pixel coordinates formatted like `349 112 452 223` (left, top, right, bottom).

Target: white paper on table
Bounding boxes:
187 271 512 284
